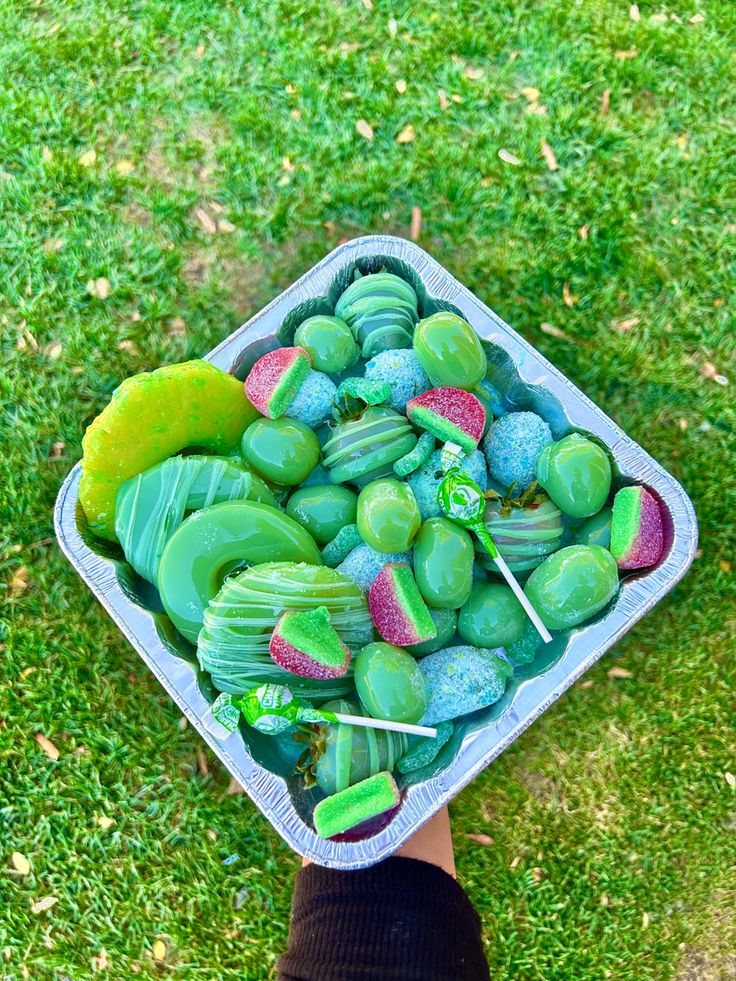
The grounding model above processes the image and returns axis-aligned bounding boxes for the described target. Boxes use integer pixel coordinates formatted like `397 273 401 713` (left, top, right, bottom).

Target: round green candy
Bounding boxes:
158 501 323 643
354 642 427 724
407 607 457 657
575 507 612 549
357 478 421 553
413 312 486 390
286 484 359 545
536 433 612 519
241 417 320 486
413 517 474 609
458 582 526 649
524 544 619 630
294 315 359 374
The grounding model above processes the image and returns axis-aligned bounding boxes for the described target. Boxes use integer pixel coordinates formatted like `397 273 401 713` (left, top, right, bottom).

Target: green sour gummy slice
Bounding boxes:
313 771 400 838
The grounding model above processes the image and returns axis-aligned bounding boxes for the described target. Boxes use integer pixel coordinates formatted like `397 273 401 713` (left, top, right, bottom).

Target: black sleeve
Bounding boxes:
277 856 490 981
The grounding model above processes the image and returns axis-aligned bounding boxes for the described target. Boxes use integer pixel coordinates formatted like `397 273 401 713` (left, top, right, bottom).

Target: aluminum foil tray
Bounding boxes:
55 235 698 869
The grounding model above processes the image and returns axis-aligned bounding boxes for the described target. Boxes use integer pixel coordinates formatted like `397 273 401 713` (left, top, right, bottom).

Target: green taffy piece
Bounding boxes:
357 478 421 553
413 312 486 390
241 417 320 485
286 484 358 545
393 432 435 477
322 524 364 568
294 315 359 374
414 517 474 609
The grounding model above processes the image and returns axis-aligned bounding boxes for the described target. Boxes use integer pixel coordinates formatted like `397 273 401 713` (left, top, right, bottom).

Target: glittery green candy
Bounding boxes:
313 771 401 839
335 271 418 359
322 524 364 567
396 721 454 774
393 432 435 477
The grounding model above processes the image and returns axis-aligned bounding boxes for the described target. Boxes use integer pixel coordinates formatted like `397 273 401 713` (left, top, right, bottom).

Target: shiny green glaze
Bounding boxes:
413 517 474 609
354 642 427 724
536 433 612 518
241 417 320 485
458 582 526 649
524 544 619 630
413 312 486 390
294 315 359 374
479 496 563 577
286 484 359 545
357 478 421 553
407 607 458 657
322 406 417 487
158 501 322 643
576 507 613 549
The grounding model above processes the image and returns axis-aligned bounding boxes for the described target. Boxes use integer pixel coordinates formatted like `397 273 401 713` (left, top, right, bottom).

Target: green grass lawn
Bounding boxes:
2 0 735 977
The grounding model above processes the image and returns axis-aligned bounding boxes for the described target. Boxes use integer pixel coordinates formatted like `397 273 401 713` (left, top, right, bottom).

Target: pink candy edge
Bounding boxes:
244 346 310 418
269 618 351 680
406 386 485 444
368 563 431 646
617 487 664 570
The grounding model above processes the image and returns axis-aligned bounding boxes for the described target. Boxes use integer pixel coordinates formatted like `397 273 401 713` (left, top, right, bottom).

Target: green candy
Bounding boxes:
335 271 418 359
115 455 275 585
354 642 427 724
294 315 359 374
158 502 322 643
198 562 374 699
575 507 613 549
286 484 359 545
413 312 486 390
407 607 458 657
413 517 474 609
313 771 400 839
393 432 435 477
536 433 612 519
478 496 563 578
524 544 620 630
396 720 454 774
458 581 526 649
321 524 364 567
322 406 417 487
241 417 320 486
357 478 421 553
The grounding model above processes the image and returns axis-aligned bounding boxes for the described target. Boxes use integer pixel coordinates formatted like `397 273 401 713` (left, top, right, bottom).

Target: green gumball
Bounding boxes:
458 581 526 649
241 417 320 485
294 315 360 374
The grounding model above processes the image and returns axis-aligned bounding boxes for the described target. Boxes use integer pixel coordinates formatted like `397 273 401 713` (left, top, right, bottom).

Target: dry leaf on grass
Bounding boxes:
466 832 494 846
540 322 575 343
196 747 209 778
410 205 422 242
10 566 30 595
10 852 31 876
562 282 577 308
118 340 139 355
361 0 373 9
195 208 217 234
194 43 206 58
520 86 540 101
630 4 640 20
532 867 544 882
355 118 374 141
282 156 295 172
92 948 109 971
226 776 245 795
578 224 589 241
44 340 62 359
35 733 59 760
31 896 58 914
509 854 522 869
115 160 134 175
526 102 547 116
608 666 633 679
49 441 65 459
78 149 97 167
719 560 731 572
339 42 361 54
601 89 611 115
580 679 595 689
438 88 449 111
540 140 558 171
151 940 166 963
43 238 64 253
167 316 186 337
463 66 484 80
42 146 53 162
689 13 705 23
217 218 235 233
725 772 735 788
642 911 650 929
498 148 521 166
96 815 115 829
614 48 638 60
612 316 640 332
700 362 729 385
396 124 416 144
395 79 407 94
87 277 111 299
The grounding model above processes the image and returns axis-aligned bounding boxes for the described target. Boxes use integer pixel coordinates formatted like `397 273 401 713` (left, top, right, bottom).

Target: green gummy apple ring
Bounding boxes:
158 500 323 643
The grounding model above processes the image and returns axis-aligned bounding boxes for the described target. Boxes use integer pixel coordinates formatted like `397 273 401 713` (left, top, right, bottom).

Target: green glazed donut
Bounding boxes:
115 455 276 585
335 271 418 359
158 501 323 643
322 406 417 488
197 562 374 699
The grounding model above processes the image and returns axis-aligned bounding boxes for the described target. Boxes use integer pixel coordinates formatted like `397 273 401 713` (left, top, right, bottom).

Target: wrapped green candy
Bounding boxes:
335 271 419 359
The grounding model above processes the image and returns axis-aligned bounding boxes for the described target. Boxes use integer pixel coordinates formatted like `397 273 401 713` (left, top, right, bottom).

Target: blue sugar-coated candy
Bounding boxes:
483 411 553 492
418 645 512 725
396 721 454 774
504 619 542 666
336 542 412 593
408 448 488 521
365 348 430 412
285 370 337 429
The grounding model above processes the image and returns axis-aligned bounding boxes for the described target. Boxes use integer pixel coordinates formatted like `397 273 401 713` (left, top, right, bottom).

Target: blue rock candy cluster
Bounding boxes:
483 411 552 491
336 542 412 593
364 348 430 412
285 370 337 429
418 645 512 725
408 448 488 521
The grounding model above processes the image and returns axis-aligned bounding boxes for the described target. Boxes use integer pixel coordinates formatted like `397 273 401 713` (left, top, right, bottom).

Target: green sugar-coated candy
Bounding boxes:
334 377 392 415
354 642 427 724
286 485 359 545
241 416 320 486
198 562 374 699
314 700 408 795
294 315 359 374
335 271 418 359
357 479 421 553
396 720 454 774
524 544 620 630
413 517 474 609
575 507 613 550
458 581 526 649
322 524 364 568
115 455 275 585
536 434 612 519
505 619 542 665
313 771 400 839
322 406 417 488
413 312 486 390
159 502 322 643
407 607 457 657
393 432 435 477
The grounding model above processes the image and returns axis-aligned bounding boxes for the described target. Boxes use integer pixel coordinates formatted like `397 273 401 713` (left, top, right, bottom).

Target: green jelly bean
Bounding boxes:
354 642 427 724
413 312 486 390
524 544 619 630
294 315 359 374
575 507 612 549
357 478 421 553
241 417 320 486
407 607 458 657
458 581 526 649
286 484 359 545
536 433 612 519
158 500 322 643
413 517 474 609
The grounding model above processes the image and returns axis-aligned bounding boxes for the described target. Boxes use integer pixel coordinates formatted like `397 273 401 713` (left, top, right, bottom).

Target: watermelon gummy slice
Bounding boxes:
369 563 437 646
245 346 311 419
269 606 352 680
406 387 485 453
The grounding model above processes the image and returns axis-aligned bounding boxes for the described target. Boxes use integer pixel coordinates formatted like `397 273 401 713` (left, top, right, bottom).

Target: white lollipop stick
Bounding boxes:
493 552 553 644
333 713 438 739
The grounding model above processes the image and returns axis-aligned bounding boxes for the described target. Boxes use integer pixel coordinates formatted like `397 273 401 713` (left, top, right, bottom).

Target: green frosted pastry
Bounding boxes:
313 771 400 838
158 502 322 643
294 315 360 374
413 312 486 390
115 455 275 585
575 507 613 549
313 700 408 795
357 479 421 553
335 271 418 359
478 495 563 578
536 434 612 519
413 517 474 609
524 544 620 630
197 562 374 698
458 581 526 649
354 642 427 724
322 406 417 487
286 485 359 545
241 417 320 485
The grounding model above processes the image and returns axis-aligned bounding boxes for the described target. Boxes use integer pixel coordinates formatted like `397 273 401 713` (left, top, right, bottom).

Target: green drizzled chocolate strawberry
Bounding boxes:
244 346 311 419
269 606 351 679
406 387 485 453
368 563 436 646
